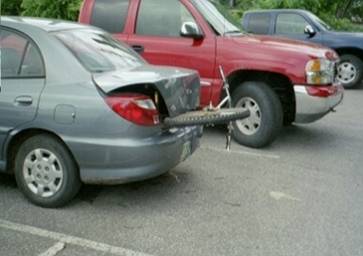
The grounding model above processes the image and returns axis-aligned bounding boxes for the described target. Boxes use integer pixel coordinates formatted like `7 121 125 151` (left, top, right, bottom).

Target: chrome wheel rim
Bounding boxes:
235 97 261 135
23 149 64 198
337 61 357 84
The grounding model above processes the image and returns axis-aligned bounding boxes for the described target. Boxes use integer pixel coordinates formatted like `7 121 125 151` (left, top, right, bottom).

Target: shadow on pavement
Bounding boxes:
0 173 17 188
0 167 195 209
204 123 340 151
73 167 196 208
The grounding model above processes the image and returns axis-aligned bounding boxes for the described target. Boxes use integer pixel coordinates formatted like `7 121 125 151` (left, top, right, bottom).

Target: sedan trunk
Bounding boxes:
93 65 200 118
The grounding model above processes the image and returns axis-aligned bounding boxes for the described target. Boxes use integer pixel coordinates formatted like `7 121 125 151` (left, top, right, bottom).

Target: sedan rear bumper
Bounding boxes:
294 83 344 123
72 126 203 185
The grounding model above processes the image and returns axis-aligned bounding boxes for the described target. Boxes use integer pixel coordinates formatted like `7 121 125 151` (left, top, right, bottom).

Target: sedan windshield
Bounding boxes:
55 29 145 73
191 0 243 36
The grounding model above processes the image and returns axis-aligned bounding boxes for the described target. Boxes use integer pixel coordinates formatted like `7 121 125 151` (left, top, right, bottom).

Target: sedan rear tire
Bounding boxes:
14 134 81 208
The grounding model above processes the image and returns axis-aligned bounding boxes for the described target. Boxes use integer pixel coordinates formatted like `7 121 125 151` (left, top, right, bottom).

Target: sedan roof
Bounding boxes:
244 9 312 15
1 16 94 33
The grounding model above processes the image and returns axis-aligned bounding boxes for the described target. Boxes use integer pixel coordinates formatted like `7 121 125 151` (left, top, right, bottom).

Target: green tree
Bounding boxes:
1 0 22 16
21 0 82 21
349 1 363 23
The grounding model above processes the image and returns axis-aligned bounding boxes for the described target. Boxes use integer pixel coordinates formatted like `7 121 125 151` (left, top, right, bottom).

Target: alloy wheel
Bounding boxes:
235 97 261 135
337 61 357 84
23 149 64 198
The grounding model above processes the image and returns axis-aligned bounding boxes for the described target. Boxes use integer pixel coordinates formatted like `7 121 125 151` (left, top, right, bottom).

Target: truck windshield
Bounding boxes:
191 0 244 36
55 29 145 73
308 13 332 31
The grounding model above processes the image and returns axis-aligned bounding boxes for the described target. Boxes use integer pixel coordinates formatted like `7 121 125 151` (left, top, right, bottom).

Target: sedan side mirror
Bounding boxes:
180 22 204 40
304 25 316 37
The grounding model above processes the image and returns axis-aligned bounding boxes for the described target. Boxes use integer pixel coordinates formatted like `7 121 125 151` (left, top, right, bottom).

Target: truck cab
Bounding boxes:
80 0 343 148
242 9 363 88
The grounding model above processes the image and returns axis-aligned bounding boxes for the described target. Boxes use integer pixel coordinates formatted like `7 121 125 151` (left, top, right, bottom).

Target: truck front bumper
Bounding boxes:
294 83 344 123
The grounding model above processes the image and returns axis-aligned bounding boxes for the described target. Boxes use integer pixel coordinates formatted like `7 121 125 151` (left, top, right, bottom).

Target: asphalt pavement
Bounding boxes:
1 88 362 256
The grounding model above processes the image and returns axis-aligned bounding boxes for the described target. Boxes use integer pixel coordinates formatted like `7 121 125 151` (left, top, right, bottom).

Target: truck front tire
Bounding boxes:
338 54 363 89
231 82 283 148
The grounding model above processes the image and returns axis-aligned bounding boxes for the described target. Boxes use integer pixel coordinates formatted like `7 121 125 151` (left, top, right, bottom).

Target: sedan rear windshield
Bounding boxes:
55 29 145 73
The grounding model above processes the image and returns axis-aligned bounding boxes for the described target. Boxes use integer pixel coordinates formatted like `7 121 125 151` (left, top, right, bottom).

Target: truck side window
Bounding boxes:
247 13 270 34
276 14 309 34
136 0 197 37
90 0 129 33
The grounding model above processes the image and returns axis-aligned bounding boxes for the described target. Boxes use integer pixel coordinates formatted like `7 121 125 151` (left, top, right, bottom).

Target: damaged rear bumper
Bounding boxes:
77 126 203 185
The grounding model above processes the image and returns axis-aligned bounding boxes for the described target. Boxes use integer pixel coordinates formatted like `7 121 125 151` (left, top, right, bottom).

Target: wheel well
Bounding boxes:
227 70 296 125
335 48 363 62
6 129 78 173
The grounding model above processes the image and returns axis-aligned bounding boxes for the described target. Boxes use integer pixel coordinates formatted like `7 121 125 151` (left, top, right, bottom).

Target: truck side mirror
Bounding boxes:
304 25 316 37
180 22 204 40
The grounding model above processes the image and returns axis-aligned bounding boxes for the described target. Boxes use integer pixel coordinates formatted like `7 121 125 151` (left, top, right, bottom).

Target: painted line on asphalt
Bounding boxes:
0 219 154 256
39 242 66 256
200 146 280 159
269 191 301 201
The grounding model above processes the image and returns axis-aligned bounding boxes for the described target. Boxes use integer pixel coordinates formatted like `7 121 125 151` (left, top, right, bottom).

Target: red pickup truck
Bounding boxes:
79 0 344 148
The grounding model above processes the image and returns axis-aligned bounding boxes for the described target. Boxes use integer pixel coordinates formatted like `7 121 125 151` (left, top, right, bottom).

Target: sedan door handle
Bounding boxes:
14 96 33 106
131 45 144 54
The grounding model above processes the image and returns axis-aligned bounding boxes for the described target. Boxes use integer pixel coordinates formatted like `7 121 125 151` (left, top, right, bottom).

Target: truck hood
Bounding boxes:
228 34 337 60
93 65 200 117
327 31 363 38
324 31 363 48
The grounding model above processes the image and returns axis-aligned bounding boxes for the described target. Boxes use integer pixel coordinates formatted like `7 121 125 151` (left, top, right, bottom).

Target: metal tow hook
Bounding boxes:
218 65 233 151
226 122 233 151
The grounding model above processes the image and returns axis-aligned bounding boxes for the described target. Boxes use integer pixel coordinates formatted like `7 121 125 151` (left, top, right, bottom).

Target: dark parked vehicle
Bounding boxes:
242 9 363 88
0 17 208 207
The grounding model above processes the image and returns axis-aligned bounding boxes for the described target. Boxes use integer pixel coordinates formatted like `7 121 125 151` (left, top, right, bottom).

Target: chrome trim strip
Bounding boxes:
294 85 308 94
293 84 344 123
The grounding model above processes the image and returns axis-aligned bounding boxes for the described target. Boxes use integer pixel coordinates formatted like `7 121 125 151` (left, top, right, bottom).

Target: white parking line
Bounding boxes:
200 146 280 159
0 219 154 256
269 191 301 201
39 242 65 256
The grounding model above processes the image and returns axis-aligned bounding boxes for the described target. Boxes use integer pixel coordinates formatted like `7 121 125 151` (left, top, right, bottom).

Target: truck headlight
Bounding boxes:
306 59 335 85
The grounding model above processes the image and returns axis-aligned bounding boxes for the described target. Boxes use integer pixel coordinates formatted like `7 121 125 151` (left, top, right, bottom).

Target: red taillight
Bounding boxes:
106 93 160 126
306 85 338 98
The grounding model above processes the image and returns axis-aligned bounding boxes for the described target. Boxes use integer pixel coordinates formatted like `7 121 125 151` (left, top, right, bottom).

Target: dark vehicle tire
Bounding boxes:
337 54 363 89
231 82 283 148
14 135 81 208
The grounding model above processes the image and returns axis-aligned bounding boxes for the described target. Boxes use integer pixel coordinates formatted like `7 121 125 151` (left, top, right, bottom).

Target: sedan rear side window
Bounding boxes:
90 0 129 33
247 13 271 34
55 29 145 73
0 29 45 79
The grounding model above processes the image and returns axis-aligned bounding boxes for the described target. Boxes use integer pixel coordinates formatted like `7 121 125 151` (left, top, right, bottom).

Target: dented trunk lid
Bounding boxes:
93 65 200 118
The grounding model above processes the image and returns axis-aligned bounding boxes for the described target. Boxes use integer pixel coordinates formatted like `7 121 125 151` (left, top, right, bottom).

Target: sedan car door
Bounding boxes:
0 28 45 161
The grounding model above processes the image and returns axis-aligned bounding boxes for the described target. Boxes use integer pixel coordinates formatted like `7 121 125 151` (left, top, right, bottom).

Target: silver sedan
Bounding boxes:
0 17 203 207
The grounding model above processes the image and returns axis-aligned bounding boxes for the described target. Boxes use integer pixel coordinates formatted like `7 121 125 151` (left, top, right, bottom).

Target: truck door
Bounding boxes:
274 13 323 44
127 0 216 106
